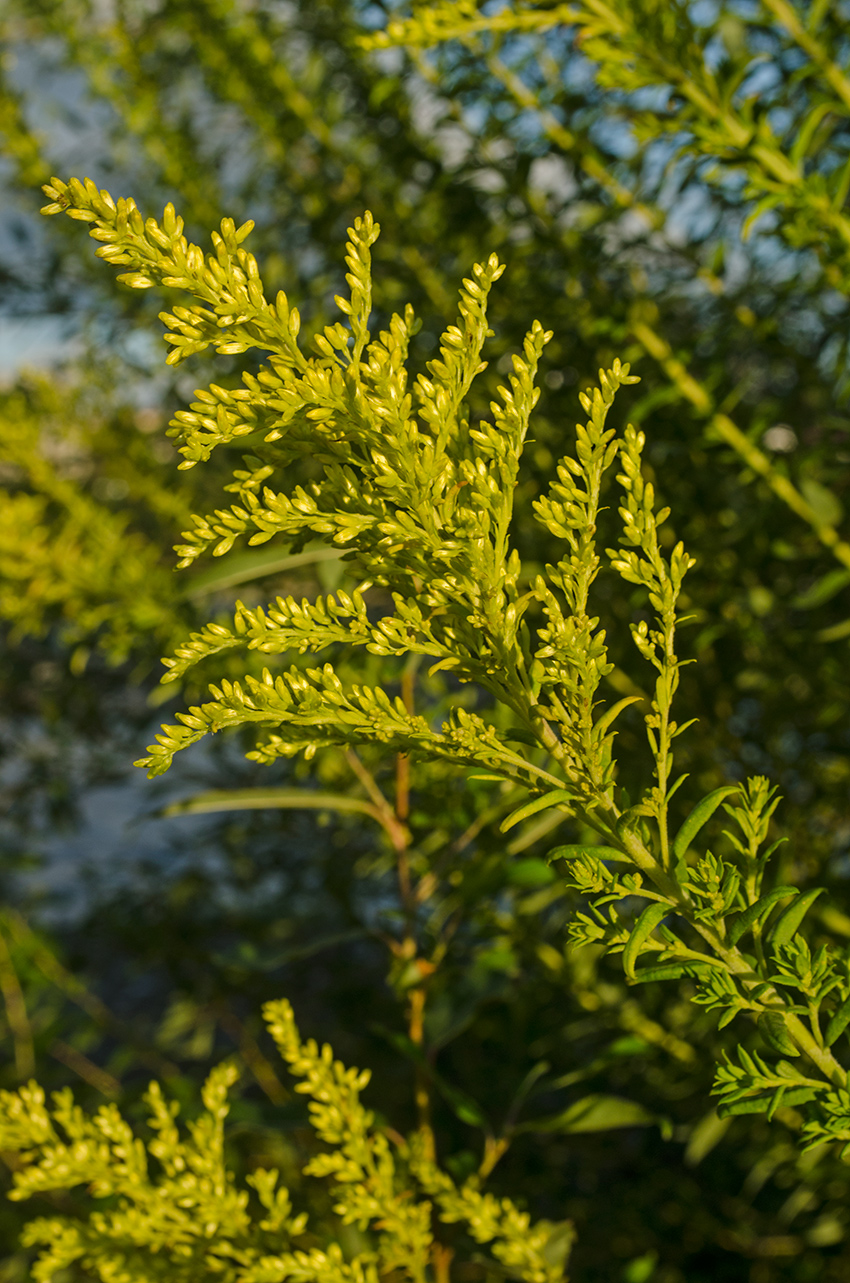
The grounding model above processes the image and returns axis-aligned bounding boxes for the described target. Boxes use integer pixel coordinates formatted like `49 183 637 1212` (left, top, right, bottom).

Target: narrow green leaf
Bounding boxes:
665 774 689 803
771 1087 820 1109
800 477 843 528
526 1093 658 1134
162 788 381 820
816 617 850 643
183 544 346 599
539 1223 575 1271
717 1096 770 1118
769 887 825 949
727 886 799 946
825 994 850 1047
684 1110 731 1167
372 1025 488 1128
506 807 567 856
831 149 850 211
215 927 368 972
500 789 574 833
503 726 540 747
547 843 631 864
631 961 712 984
758 1011 800 1057
792 567 850 610
592 695 643 741
789 100 834 166
673 786 738 859
741 193 782 240
623 902 668 982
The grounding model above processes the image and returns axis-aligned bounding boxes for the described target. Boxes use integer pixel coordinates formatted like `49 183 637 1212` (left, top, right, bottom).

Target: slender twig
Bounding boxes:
0 924 34 1079
214 1002 290 1104
3 909 178 1078
49 1040 120 1097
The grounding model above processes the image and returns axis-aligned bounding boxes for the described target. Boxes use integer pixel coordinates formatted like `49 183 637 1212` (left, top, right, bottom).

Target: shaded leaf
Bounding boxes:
183 544 346 598
769 887 825 948
727 886 799 946
524 1093 660 1134
500 789 574 834
623 902 668 981
792 567 850 610
547 843 631 864
672 786 738 859
800 477 843 528
162 788 381 820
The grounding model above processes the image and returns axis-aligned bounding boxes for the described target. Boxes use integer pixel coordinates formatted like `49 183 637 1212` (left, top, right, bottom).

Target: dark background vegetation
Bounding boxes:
2 2 850 1280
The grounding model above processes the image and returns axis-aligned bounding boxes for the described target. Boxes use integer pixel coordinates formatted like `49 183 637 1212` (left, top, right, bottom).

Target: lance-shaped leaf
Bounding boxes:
548 843 632 864
521 1093 662 1135
500 790 575 834
183 544 347 599
726 886 799 946
162 787 383 822
630 960 714 984
758 1012 800 1058
769 887 826 949
825 994 850 1048
371 1026 489 1129
623 902 669 981
672 786 738 859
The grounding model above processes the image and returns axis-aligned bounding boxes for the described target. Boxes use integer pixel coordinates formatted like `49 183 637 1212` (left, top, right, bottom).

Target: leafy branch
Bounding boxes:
40 173 850 1163
0 1000 569 1283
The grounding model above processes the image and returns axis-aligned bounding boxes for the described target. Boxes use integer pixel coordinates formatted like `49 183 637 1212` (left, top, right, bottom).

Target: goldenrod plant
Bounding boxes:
39 179 650 815
0 998 571 1283
5 0 849 684
0 377 191 667
27 177 850 1194
365 0 850 290
364 0 850 593
4 2 850 1274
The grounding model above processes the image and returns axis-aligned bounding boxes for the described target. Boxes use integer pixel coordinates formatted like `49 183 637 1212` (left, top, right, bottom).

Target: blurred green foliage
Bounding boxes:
3 2 850 1280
